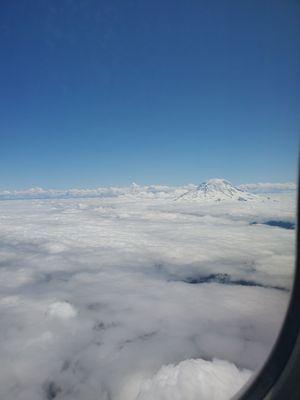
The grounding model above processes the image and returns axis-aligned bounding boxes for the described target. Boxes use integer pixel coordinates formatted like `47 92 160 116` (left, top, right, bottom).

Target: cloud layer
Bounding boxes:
239 182 297 193
0 180 295 201
0 191 296 399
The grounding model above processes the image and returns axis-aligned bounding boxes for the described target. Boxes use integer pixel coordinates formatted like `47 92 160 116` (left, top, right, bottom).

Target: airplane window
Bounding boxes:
0 2 299 400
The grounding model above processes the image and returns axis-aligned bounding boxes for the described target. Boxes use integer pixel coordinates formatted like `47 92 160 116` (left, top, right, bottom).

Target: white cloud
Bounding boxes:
135 358 252 400
0 191 296 399
239 182 297 193
47 302 77 319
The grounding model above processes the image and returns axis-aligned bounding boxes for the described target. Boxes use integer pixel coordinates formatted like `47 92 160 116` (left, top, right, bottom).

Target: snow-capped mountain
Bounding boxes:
176 178 258 202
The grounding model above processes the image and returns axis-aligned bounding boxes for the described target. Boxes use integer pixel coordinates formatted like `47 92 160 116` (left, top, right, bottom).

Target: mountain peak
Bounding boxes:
205 178 231 185
177 178 256 202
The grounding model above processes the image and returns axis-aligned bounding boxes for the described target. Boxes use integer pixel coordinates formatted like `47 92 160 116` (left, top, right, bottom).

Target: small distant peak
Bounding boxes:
130 182 142 194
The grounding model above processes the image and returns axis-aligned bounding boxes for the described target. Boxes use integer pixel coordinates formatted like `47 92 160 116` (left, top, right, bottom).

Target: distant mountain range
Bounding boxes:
0 180 295 201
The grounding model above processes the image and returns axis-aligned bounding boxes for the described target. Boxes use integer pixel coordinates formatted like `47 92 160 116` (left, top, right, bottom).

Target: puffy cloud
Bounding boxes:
47 302 78 319
135 358 252 400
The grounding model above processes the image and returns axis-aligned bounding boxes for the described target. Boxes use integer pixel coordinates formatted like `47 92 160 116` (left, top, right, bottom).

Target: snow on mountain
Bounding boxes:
176 178 258 202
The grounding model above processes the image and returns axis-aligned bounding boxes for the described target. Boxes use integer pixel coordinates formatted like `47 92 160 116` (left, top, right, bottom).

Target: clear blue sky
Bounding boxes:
0 0 299 189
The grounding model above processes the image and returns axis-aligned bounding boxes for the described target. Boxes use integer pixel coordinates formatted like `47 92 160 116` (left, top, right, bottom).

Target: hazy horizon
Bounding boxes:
0 178 298 193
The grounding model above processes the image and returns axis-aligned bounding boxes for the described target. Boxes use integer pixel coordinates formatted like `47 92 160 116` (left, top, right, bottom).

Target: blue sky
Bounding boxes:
0 0 299 189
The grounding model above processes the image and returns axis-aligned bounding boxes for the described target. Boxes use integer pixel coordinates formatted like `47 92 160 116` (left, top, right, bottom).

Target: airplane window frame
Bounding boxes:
235 167 300 400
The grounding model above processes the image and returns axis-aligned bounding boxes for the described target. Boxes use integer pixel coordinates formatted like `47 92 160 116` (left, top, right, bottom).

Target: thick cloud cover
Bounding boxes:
0 190 296 400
